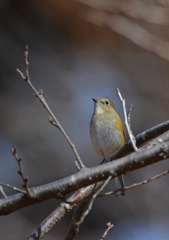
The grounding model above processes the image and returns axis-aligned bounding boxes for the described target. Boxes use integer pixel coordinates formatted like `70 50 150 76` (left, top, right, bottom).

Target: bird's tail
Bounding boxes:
115 175 125 197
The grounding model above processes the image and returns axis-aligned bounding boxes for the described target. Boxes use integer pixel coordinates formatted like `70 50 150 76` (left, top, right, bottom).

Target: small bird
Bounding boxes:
90 96 126 196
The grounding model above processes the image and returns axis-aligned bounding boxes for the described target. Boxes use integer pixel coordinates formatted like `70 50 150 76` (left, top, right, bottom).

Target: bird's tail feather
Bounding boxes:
115 175 125 197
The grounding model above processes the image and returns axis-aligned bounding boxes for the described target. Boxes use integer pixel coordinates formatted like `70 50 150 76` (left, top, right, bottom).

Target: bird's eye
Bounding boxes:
105 100 109 105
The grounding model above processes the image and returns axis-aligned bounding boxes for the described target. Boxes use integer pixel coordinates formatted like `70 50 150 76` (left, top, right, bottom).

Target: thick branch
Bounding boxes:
28 181 108 239
110 121 169 160
27 129 169 240
1 138 169 215
27 190 83 240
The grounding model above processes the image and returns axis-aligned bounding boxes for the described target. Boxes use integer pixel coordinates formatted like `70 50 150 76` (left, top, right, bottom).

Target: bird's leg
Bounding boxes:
100 158 106 164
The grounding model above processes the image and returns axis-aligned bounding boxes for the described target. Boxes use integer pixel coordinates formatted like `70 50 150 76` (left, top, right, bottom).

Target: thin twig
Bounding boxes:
0 186 7 198
127 104 133 129
76 176 112 225
116 88 138 152
0 182 26 194
16 46 85 170
99 169 169 198
100 222 114 240
11 148 32 197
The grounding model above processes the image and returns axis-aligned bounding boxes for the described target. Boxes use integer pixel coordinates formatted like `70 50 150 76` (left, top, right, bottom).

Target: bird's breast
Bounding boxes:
90 113 125 159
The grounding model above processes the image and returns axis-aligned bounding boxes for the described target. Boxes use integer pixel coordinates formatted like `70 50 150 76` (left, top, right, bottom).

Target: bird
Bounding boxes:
90 96 126 196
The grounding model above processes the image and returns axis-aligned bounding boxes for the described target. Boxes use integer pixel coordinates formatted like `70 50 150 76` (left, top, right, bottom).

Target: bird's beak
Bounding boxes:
92 98 97 103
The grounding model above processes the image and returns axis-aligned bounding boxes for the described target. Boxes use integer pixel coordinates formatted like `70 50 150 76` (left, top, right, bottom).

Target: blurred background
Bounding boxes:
0 0 169 239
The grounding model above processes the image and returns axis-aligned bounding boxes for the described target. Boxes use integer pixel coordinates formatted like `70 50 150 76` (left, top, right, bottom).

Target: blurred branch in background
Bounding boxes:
80 0 169 61
79 0 169 25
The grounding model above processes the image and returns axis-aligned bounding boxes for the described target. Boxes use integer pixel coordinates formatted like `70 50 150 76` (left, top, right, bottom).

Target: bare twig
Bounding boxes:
0 182 26 194
11 148 31 197
0 186 7 198
127 104 133 129
76 176 112 225
74 160 81 171
99 169 169 198
116 88 138 152
24 45 29 81
100 222 114 240
16 46 85 170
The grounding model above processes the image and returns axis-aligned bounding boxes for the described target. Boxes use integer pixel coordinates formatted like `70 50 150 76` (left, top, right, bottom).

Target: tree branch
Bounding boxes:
1 136 169 215
27 134 169 240
28 185 96 240
110 121 169 160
